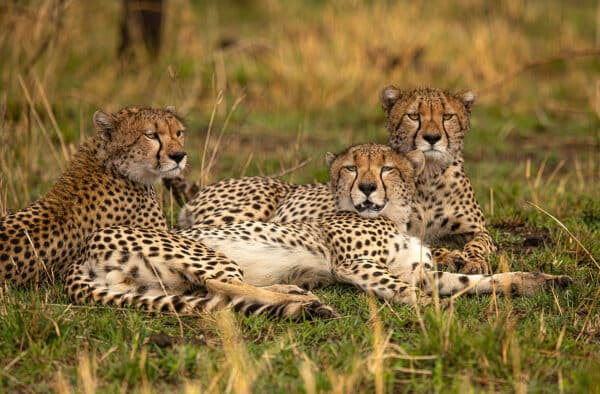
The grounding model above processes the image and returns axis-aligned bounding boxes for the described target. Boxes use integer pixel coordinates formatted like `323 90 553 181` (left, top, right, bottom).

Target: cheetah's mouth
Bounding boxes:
354 200 386 213
160 164 185 178
422 147 443 154
160 169 182 179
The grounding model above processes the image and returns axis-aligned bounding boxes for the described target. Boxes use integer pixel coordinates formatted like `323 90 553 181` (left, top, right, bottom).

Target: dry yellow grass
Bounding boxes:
1 1 598 205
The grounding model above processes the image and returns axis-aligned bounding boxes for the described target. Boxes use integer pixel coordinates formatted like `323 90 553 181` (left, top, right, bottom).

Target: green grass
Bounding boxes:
1 0 600 392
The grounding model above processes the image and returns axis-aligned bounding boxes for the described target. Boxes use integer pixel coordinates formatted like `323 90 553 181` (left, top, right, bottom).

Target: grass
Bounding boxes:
1 0 600 392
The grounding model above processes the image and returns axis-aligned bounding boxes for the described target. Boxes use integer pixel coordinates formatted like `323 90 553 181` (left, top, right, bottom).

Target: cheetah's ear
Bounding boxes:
460 90 476 113
164 106 177 114
380 85 401 114
325 152 337 167
93 110 116 141
406 150 425 177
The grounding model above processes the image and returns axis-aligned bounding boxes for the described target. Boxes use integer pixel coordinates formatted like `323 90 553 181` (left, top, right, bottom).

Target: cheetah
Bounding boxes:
380 86 496 274
170 176 331 229
170 87 496 274
0 104 332 318
19 112 336 319
182 144 569 301
81 144 570 311
65 226 335 319
0 106 186 286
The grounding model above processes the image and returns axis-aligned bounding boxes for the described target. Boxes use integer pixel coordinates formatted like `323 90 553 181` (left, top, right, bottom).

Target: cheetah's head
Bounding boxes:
326 144 425 226
380 86 474 172
93 106 186 184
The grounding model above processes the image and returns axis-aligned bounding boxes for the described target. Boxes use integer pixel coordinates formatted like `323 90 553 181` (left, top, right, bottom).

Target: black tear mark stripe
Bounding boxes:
413 101 423 149
367 150 372 177
350 152 358 192
441 101 451 147
155 121 162 169
379 153 388 195
412 120 422 150
394 118 403 133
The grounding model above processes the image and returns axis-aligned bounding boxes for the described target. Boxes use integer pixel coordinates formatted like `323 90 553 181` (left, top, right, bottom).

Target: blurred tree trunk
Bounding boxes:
118 0 164 60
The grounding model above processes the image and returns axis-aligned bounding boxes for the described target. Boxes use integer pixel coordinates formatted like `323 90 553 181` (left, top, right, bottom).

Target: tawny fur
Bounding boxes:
170 87 496 274
0 106 186 285
179 144 569 304
84 144 570 310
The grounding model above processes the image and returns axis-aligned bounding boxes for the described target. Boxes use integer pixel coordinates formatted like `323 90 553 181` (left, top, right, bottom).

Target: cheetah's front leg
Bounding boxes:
432 230 497 274
333 259 430 305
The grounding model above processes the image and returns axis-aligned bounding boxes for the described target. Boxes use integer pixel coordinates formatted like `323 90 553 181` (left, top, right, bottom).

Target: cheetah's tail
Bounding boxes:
66 277 336 319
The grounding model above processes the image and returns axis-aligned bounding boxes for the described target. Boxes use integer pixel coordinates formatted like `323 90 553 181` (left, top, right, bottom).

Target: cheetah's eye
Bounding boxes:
442 113 454 121
176 130 184 138
381 166 395 173
144 131 158 140
344 165 357 172
407 113 420 121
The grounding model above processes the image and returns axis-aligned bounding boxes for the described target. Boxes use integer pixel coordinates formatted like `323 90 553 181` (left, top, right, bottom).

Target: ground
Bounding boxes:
0 1 599 392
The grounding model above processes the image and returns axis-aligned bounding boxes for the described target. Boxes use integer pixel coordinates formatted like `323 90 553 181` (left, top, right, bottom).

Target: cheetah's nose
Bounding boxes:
423 134 441 145
358 182 377 196
169 151 187 164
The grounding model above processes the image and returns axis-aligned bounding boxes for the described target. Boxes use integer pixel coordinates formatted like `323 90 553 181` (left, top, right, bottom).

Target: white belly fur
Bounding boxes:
387 233 432 273
200 237 331 287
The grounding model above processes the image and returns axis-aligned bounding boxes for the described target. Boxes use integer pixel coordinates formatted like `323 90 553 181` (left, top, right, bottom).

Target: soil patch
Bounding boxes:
491 217 554 254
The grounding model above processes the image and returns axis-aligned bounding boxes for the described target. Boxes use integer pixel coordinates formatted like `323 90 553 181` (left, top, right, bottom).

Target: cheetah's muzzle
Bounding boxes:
355 200 385 213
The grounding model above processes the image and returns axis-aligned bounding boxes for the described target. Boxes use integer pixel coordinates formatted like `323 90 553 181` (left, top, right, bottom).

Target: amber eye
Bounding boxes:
344 165 357 172
407 113 420 121
381 166 395 173
176 130 184 138
442 113 454 121
144 131 158 140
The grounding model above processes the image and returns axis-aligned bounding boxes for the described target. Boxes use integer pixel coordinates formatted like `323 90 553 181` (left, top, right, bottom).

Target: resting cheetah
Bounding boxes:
381 86 496 274
0 106 186 286
184 144 569 301
65 226 335 318
171 176 331 228
34 115 335 319
171 87 495 274
79 144 569 311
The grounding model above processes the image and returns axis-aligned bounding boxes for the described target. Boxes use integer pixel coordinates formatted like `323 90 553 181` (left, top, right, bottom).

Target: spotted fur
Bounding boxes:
381 86 495 274
0 106 186 286
52 112 335 319
66 226 335 319
183 145 569 303
172 87 496 274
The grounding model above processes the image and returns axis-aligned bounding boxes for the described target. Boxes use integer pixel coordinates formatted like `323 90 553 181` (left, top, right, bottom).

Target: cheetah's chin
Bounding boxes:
354 201 385 213
420 148 452 162
160 166 184 179
421 148 444 155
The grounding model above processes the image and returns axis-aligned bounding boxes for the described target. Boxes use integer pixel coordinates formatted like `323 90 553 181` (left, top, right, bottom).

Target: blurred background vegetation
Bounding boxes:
1 0 598 208
0 1 599 392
